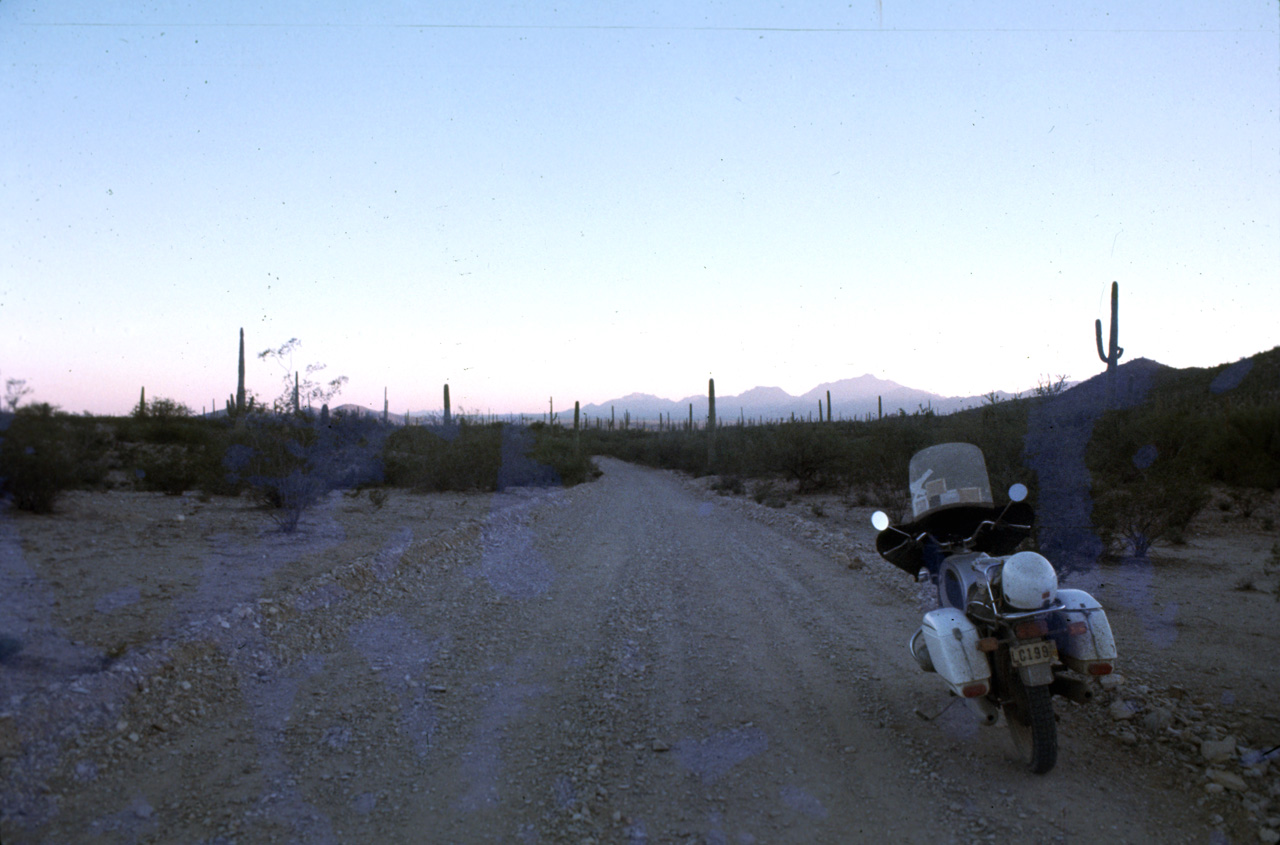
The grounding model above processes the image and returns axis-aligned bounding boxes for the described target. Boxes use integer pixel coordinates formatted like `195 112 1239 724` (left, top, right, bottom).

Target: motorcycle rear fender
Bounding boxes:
921 608 991 694
1055 588 1118 673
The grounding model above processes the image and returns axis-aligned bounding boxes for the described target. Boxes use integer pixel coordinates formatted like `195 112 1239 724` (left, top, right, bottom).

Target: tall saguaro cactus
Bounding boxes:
443 383 452 426
1095 281 1124 405
574 401 581 455
383 387 389 424
1095 281 1123 373
707 377 717 467
236 328 246 416
826 390 832 422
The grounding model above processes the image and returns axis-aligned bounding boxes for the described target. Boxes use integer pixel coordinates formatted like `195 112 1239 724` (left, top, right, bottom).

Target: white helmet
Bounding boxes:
1001 551 1058 610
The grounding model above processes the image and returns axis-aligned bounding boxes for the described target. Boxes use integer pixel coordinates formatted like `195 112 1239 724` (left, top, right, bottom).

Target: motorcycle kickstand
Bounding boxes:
914 696 959 722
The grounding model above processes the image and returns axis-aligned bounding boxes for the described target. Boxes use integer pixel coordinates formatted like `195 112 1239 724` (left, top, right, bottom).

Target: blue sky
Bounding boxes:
3 2 1277 415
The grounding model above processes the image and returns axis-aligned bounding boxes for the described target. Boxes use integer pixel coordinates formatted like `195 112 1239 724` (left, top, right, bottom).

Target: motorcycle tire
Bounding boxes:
1005 681 1057 774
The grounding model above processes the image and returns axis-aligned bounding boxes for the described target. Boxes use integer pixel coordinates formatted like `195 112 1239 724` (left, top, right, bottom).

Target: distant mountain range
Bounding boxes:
333 374 1029 425
576 374 1021 424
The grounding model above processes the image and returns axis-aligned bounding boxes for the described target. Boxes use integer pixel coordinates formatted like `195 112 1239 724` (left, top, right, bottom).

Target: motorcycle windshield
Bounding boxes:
908 443 993 520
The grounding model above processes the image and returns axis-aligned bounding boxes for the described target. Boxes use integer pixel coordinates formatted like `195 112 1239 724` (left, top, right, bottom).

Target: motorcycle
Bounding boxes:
871 443 1117 774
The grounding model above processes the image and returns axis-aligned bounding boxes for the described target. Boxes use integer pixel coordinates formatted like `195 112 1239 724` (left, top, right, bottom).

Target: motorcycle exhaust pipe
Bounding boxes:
1050 673 1095 704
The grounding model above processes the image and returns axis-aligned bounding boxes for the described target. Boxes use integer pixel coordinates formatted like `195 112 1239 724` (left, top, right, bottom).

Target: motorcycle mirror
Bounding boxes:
871 511 891 531
1008 483 1028 503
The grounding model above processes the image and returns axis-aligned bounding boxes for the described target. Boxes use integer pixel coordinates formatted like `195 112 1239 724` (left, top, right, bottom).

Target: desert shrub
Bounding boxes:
261 470 330 531
219 413 382 531
0 404 80 513
1092 475 1208 559
148 397 192 418
131 443 227 496
711 475 745 495
385 422 598 492
111 415 232 494
752 479 788 508
384 422 503 491
1086 352 1280 492
767 424 849 492
115 410 221 448
1197 404 1280 489
308 412 386 490
526 428 600 487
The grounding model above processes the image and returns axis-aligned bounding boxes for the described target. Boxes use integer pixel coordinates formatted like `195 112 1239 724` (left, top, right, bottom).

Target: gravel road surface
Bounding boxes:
3 457 1230 843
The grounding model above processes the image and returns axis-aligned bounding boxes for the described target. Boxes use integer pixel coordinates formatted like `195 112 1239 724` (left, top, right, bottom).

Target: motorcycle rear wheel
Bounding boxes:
1005 682 1057 774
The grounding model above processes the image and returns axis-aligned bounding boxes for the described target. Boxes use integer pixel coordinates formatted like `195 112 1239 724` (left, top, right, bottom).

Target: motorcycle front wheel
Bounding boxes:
1005 682 1057 774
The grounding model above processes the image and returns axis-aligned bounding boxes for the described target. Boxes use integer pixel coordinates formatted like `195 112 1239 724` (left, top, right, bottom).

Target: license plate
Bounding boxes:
1011 640 1058 668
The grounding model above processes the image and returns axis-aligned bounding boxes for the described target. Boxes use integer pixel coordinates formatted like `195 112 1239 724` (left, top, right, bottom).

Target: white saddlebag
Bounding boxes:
920 608 991 694
1056 588 1118 673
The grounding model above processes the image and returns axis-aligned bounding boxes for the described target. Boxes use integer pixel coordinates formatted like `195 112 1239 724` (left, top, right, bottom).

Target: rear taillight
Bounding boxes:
961 683 989 698
1087 662 1113 676
976 637 998 653
1014 619 1048 639
1066 621 1088 636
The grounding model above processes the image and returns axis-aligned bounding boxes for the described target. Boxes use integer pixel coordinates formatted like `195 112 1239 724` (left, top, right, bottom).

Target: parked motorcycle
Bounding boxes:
871 443 1117 773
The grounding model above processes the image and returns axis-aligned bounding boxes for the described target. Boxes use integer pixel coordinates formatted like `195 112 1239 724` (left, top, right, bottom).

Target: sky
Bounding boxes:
2 1 1277 416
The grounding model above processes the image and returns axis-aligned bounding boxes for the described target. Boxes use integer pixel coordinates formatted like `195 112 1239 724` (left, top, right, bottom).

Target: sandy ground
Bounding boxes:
1 462 1277 843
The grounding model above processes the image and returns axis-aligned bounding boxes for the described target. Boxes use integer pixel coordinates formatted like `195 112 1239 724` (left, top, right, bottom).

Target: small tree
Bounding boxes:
258 338 347 414
3 377 33 412
1034 374 1071 399
148 397 193 419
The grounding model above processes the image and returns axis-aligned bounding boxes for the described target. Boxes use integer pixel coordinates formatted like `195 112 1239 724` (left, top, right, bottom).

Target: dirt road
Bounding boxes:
1 458 1246 842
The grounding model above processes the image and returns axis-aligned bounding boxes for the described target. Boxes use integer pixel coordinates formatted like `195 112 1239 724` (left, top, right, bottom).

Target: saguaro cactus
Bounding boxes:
383 387 389 424
1095 281 1124 405
236 328 246 416
707 378 717 466
1095 281 1123 372
292 372 300 414
443 384 452 426
826 390 832 422
574 401 581 455
137 386 146 418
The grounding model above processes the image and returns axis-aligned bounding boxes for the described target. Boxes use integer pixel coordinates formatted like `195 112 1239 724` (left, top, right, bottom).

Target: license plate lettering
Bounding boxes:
1011 640 1058 667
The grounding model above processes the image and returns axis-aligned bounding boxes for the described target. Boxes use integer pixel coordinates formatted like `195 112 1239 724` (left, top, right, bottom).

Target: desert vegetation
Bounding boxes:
583 346 1280 561
2 342 1275 557
0 400 598 530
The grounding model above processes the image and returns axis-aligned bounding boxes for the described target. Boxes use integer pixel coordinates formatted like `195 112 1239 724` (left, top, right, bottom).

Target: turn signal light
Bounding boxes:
1014 619 1048 639
1087 662 1113 676
961 683 989 698
1066 621 1088 636
976 637 999 653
